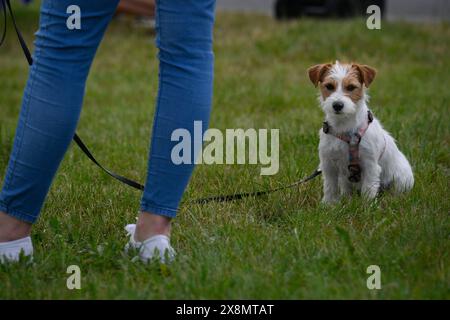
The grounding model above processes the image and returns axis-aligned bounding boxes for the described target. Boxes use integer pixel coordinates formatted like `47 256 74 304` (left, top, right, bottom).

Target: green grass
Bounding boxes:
0 4 449 299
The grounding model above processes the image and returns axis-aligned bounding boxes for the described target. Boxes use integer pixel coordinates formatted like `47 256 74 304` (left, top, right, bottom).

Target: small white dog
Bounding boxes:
308 61 414 203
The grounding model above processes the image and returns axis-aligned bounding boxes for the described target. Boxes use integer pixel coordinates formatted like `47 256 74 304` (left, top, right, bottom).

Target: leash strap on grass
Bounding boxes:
1 1 322 204
190 169 322 204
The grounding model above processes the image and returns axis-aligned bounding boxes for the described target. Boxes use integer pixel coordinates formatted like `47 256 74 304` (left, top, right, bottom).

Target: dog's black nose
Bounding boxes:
332 101 344 112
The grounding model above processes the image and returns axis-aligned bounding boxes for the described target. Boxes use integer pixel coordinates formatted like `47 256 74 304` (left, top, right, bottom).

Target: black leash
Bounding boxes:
191 168 321 204
1 0 322 204
1 0 32 65
72 135 145 191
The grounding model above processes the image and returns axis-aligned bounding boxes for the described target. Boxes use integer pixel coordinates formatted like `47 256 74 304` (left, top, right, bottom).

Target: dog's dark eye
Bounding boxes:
325 84 335 91
346 85 357 91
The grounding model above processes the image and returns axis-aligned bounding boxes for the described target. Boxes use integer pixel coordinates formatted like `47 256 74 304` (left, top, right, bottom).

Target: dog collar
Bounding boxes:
323 110 374 183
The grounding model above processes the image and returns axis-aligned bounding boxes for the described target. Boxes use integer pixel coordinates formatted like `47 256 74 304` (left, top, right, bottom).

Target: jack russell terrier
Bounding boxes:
308 61 414 203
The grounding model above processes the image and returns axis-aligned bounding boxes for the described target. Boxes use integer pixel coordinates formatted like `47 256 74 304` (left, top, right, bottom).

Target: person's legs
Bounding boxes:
134 0 216 242
1 0 216 262
0 0 119 245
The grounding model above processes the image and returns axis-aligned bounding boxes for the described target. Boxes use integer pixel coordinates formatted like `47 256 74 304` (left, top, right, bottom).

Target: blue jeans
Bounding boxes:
0 0 216 223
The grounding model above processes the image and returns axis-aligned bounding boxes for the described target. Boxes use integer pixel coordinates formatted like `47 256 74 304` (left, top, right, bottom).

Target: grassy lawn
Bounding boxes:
0 4 449 299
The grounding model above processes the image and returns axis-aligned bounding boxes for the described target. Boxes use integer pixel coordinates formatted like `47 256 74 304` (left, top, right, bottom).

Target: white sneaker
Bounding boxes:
0 236 33 263
124 224 175 263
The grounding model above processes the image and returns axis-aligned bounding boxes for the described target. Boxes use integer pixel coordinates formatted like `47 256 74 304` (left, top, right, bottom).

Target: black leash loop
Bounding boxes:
1 1 322 204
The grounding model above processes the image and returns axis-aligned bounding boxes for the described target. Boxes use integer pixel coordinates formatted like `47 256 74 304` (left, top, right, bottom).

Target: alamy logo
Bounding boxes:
66 5 81 30
366 265 381 290
366 5 381 30
171 121 279 175
66 265 81 290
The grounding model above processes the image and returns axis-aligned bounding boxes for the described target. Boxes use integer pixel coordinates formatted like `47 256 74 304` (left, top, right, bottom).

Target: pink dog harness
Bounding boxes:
323 110 374 183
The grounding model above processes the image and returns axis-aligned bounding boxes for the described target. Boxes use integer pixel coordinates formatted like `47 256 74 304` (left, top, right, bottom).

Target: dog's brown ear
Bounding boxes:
307 63 332 87
352 64 377 87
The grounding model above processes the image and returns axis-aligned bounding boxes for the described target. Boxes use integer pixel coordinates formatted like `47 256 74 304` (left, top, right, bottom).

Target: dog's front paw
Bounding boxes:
361 185 379 200
321 196 340 205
